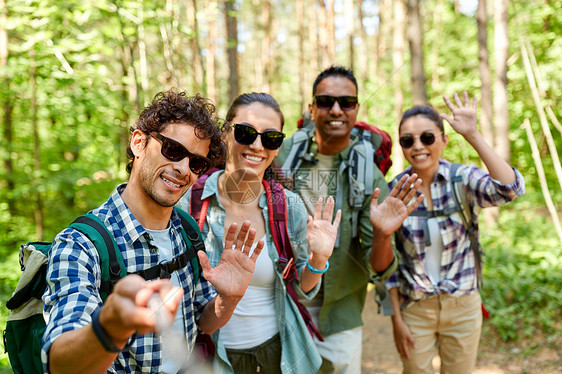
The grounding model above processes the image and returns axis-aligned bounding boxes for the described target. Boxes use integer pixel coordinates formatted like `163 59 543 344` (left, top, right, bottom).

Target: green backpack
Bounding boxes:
3 207 204 374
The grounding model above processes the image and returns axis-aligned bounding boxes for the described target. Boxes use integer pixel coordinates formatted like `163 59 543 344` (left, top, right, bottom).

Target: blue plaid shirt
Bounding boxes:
386 160 525 309
42 183 217 373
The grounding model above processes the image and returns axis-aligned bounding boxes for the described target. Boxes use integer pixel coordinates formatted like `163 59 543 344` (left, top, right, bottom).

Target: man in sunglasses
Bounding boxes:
43 90 265 373
277 66 422 373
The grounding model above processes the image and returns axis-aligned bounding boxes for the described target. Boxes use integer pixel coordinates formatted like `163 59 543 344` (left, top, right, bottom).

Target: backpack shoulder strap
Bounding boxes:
69 214 126 302
190 168 218 226
449 163 471 225
347 128 375 238
449 163 483 287
280 128 313 179
262 179 293 263
261 178 324 341
174 207 206 286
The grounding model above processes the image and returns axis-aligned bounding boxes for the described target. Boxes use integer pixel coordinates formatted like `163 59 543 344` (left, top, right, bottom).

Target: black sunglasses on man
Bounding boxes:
150 132 212 175
314 95 358 111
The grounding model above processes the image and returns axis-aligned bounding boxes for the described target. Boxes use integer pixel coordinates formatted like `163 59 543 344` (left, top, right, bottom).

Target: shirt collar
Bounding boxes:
200 170 222 200
106 183 183 243
308 126 361 162
399 159 450 184
436 159 451 183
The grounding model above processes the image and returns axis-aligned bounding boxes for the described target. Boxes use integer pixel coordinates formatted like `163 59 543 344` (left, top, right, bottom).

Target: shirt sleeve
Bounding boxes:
464 164 526 209
42 229 104 370
192 275 218 322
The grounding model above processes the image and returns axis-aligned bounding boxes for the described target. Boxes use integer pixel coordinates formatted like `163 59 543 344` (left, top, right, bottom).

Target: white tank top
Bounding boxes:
220 237 279 349
423 217 444 285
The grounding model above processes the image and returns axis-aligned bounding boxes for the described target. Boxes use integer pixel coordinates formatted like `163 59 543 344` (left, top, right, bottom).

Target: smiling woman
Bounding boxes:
385 92 525 373
176 92 342 374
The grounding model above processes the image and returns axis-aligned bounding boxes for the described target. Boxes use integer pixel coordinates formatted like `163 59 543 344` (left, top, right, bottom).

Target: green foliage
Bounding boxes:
480 204 562 342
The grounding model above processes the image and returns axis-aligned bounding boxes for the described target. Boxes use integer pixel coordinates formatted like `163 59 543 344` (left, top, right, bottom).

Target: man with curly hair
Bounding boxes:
42 90 265 373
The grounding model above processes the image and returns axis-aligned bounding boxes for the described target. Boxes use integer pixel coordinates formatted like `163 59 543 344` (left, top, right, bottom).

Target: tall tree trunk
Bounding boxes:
374 0 390 120
1 0 14 216
393 0 406 171
477 0 498 223
430 0 441 90
357 0 370 117
118 45 131 172
357 0 369 84
493 0 510 161
187 0 205 94
297 0 307 114
309 3 320 76
30 50 43 240
160 24 175 85
326 0 336 64
138 5 148 105
225 0 239 103
115 5 140 168
477 0 494 148
454 0 461 13
261 0 273 92
407 0 427 105
206 0 218 103
318 0 330 68
344 0 355 70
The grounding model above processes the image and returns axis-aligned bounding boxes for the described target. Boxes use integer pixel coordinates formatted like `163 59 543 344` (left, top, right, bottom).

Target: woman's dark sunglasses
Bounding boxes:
399 132 438 149
233 123 285 150
150 132 212 175
314 95 358 111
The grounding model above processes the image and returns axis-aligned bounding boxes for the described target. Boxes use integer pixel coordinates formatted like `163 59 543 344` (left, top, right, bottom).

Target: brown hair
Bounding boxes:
126 90 226 173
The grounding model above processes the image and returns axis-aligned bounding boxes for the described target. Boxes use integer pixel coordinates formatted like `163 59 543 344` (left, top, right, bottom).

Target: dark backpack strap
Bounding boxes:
175 207 206 286
262 179 324 342
132 209 205 285
69 214 126 302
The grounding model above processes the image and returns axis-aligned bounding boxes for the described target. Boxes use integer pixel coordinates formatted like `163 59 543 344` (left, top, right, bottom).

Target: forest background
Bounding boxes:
0 0 560 371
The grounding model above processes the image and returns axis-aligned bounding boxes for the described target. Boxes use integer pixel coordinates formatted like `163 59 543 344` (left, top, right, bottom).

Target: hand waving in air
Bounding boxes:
370 173 424 236
197 221 264 299
441 91 478 138
307 196 342 261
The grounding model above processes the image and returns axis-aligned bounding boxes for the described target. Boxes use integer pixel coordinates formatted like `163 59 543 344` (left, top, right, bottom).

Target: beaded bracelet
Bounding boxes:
306 257 330 274
91 308 123 353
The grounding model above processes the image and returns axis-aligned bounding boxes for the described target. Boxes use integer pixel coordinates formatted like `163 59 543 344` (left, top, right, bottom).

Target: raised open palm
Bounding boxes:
198 221 264 299
370 174 424 236
307 196 342 259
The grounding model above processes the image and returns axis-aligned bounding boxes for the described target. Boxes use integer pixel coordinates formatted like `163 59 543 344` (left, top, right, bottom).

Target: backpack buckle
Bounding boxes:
159 264 171 280
109 264 121 277
281 257 297 281
349 177 365 209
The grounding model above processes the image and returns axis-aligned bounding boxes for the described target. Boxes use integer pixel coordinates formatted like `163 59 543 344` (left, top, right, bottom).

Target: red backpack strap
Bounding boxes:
190 168 219 230
261 179 324 341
